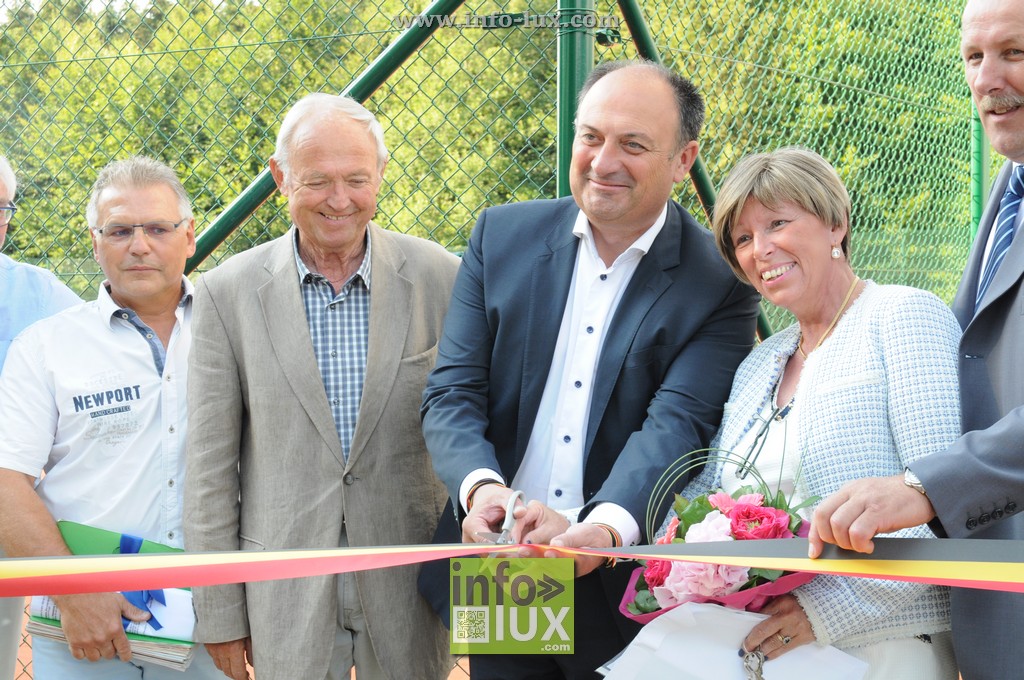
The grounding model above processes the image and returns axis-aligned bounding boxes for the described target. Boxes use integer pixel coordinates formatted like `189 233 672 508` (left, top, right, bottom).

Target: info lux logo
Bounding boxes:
449 557 575 654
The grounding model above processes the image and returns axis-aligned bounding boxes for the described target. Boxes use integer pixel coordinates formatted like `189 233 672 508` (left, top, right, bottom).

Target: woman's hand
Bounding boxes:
741 594 816 660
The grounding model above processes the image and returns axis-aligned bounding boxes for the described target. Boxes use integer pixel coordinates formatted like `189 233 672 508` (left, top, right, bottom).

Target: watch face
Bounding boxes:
904 470 926 494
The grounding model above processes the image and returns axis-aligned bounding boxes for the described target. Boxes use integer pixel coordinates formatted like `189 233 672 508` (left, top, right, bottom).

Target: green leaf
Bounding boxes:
677 495 714 537
748 567 784 582
672 495 690 520
629 590 661 614
731 485 758 499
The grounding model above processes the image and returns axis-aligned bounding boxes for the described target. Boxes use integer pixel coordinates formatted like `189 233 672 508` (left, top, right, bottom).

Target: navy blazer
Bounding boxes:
422 196 759 536
913 162 1024 680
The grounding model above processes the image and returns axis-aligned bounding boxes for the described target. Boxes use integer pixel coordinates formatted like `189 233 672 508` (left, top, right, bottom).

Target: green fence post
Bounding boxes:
617 0 771 339
970 103 989 238
185 0 470 273
556 0 595 198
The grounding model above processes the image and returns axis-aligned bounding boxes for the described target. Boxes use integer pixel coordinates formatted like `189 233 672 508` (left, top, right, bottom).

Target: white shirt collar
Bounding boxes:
571 202 669 266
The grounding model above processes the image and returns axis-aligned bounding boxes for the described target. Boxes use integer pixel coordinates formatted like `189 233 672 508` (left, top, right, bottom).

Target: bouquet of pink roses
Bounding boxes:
622 468 816 624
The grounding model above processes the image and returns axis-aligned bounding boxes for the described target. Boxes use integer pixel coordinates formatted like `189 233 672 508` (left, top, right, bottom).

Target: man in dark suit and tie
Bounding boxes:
808 1 1024 677
421 60 760 679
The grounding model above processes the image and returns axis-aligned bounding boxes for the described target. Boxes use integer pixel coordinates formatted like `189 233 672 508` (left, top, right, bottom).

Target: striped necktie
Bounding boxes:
977 164 1024 310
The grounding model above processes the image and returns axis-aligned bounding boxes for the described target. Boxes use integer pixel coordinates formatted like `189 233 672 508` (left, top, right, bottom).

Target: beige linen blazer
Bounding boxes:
184 224 458 679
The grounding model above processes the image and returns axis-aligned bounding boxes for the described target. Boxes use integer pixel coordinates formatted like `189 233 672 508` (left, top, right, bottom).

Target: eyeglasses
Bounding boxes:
95 218 188 241
735 398 794 480
0 203 16 226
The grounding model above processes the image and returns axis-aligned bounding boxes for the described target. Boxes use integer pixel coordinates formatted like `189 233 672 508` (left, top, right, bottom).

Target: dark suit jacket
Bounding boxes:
912 162 1024 680
420 196 759 642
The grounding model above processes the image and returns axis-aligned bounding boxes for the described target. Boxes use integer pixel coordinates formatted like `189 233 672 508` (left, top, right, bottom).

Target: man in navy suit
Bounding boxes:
809 1 1024 678
421 60 759 679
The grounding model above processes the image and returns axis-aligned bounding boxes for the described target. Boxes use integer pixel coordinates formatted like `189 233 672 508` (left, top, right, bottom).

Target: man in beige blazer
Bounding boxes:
183 93 457 680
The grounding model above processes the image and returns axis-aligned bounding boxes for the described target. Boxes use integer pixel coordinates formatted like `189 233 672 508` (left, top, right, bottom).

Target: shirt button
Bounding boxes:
574 380 582 388
333 398 340 405
167 531 175 540
146 333 153 339
168 425 176 433
562 435 571 443
168 479 174 487
554 489 563 497
330 304 337 310
331 350 338 357
600 274 607 281
166 374 172 381
586 326 594 334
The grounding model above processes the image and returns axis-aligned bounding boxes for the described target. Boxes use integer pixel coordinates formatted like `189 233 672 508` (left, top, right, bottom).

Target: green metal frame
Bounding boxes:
185 0 470 273
970 103 989 238
186 0 771 339
556 0 595 198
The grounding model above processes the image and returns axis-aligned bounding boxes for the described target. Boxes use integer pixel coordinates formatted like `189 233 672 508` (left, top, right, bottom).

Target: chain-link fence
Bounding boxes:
1 0 974 676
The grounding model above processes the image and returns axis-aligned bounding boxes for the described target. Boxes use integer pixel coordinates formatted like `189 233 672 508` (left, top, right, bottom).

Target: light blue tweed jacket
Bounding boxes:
683 282 961 648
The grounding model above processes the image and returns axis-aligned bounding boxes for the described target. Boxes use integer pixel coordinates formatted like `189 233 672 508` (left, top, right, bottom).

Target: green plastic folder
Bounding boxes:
56 520 182 555
29 521 195 651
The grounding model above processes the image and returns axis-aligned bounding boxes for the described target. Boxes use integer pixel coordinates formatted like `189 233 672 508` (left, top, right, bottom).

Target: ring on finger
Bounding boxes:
775 633 792 646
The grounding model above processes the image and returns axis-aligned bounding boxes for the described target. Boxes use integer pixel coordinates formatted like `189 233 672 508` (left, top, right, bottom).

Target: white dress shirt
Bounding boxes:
0 280 193 547
461 204 668 546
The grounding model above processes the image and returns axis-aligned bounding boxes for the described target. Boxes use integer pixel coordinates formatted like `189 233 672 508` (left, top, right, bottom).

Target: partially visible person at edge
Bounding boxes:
808 1 1024 678
184 93 457 680
0 155 80 680
0 156 221 679
420 60 760 679
669 147 960 678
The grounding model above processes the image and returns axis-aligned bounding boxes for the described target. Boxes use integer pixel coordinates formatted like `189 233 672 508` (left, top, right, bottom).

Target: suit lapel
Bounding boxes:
585 206 681 456
258 231 346 465
976 164 1024 321
347 224 410 467
957 164 1012 327
516 207 580 460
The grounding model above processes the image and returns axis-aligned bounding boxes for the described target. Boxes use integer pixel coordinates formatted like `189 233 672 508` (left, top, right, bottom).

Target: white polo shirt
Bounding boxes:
0 279 193 548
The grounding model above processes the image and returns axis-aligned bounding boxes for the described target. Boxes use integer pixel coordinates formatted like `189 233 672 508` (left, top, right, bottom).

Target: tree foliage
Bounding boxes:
0 0 969 311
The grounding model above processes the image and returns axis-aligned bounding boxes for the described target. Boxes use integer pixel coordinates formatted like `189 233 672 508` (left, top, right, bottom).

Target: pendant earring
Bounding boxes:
831 246 842 259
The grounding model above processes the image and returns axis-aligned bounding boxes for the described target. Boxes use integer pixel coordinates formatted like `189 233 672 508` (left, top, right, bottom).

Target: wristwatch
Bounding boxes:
904 468 928 496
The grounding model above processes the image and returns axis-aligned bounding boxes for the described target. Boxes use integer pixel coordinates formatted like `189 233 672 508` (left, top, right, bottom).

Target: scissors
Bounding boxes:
475 490 525 544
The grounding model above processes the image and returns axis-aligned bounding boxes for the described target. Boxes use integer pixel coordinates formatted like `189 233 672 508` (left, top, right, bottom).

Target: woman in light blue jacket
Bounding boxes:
680 147 959 678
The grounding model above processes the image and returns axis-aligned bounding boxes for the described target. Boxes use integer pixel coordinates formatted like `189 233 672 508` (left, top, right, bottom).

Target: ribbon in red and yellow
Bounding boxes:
0 538 1020 597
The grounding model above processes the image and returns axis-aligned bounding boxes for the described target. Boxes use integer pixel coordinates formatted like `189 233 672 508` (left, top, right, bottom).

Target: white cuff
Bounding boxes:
458 468 505 513
584 502 640 546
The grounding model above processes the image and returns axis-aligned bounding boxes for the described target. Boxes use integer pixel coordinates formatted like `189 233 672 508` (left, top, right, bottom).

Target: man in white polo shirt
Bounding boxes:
0 156 219 679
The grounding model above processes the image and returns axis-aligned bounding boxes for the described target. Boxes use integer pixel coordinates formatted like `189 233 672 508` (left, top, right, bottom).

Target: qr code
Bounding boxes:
452 607 489 643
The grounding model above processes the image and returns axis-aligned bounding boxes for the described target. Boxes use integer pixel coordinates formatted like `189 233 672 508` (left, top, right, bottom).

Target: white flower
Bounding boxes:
683 510 734 543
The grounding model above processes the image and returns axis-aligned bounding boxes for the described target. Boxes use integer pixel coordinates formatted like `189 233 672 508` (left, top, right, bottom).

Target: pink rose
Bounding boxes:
683 510 733 543
652 560 750 607
708 491 765 516
643 559 672 588
657 516 680 544
730 503 793 540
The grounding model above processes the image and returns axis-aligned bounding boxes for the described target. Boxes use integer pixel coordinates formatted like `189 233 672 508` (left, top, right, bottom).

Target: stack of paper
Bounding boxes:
28 592 196 670
25 520 198 671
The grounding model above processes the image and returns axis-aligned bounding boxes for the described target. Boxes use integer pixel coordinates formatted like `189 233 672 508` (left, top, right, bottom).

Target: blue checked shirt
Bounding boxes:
293 231 370 460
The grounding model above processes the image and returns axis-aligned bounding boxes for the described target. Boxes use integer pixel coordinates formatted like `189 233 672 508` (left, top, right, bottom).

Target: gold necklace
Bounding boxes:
797 276 860 360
